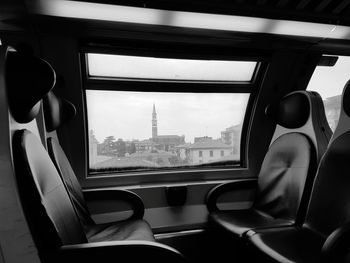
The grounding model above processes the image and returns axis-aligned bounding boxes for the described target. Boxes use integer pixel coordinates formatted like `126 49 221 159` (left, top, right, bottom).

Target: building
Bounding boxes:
134 139 155 152
194 136 212 143
175 143 192 161
153 135 185 152
221 124 242 154
187 139 232 165
152 103 158 139
150 104 185 152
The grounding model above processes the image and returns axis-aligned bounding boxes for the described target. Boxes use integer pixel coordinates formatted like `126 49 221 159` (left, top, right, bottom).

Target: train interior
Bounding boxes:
1 0 350 262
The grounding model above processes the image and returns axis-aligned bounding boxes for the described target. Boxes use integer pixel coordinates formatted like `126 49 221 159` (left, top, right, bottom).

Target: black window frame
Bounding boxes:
81 47 267 187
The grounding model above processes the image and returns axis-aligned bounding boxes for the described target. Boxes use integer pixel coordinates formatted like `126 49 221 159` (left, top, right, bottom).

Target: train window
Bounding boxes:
307 55 350 131
87 53 257 82
85 53 257 175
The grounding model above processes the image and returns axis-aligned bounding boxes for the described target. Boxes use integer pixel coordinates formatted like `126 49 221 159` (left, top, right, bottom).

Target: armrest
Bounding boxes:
50 240 187 263
83 189 145 220
206 179 257 212
322 223 350 263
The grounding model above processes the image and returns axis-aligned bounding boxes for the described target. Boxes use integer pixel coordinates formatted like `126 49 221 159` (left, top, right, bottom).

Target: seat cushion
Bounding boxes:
86 220 155 243
248 227 325 263
209 209 293 237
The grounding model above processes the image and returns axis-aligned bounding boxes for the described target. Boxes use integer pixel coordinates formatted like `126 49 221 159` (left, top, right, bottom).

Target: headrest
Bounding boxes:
43 90 76 132
266 92 310 129
342 80 350 117
6 49 56 123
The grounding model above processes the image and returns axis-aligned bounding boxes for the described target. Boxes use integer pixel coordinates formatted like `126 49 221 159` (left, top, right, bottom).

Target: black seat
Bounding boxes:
7 49 186 263
43 90 155 242
248 81 350 263
206 91 332 238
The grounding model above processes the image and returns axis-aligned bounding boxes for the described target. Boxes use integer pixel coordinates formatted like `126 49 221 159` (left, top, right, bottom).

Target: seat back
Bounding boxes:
13 130 88 248
48 136 94 226
43 91 94 227
7 49 87 251
305 81 350 236
253 91 332 225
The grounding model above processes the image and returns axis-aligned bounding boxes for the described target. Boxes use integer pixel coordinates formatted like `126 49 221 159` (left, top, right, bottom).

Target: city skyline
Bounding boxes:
86 90 249 143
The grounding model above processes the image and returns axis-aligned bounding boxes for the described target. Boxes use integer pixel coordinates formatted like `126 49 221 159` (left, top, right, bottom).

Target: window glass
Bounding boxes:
307 56 350 131
86 90 249 173
87 53 257 82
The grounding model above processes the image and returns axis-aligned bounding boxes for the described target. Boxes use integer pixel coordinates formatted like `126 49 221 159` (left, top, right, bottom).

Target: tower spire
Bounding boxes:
152 103 158 139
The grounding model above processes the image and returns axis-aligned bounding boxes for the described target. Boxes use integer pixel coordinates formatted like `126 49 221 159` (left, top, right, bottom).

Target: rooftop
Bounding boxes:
175 143 192 148
188 139 232 149
156 135 184 138
134 140 155 146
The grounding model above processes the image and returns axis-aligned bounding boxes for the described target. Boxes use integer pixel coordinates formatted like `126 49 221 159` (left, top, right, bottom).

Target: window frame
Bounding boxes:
81 48 267 187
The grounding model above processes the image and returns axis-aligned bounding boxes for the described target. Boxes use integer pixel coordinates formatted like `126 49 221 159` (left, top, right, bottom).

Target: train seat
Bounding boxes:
43 90 155 242
7 49 186 263
206 90 332 238
247 80 350 263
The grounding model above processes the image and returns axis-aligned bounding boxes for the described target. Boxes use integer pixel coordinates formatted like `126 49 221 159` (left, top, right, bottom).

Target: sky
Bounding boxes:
88 53 256 82
86 91 249 143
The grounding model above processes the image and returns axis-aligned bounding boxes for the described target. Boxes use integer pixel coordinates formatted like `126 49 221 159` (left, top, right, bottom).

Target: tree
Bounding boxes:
116 138 126 157
100 136 117 156
168 156 179 166
128 142 136 154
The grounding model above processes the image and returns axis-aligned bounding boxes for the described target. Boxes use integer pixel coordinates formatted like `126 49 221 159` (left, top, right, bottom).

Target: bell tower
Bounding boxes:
152 103 158 139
